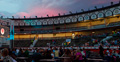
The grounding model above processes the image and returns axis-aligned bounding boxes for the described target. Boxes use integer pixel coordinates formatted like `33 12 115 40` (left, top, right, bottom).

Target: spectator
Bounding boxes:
2 48 17 62
53 48 59 59
59 47 64 57
9 50 17 60
15 48 19 56
81 48 86 62
24 49 29 57
51 50 54 58
18 49 25 57
32 49 41 62
71 49 77 62
62 49 72 62
99 44 104 58
112 49 118 56
44 50 52 59
105 48 111 62
75 49 83 62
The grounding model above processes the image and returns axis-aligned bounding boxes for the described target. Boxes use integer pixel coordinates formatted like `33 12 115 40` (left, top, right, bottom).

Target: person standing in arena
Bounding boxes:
99 44 104 58
59 47 64 57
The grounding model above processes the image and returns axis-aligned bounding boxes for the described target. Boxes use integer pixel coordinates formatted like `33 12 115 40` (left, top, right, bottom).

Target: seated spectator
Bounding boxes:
104 48 111 62
18 49 25 57
75 49 83 62
1 48 17 62
51 51 54 58
32 49 41 62
71 49 76 62
44 50 52 59
9 50 17 60
12 48 16 55
112 49 118 56
15 48 19 56
53 48 59 59
81 48 86 62
24 49 29 57
62 49 72 62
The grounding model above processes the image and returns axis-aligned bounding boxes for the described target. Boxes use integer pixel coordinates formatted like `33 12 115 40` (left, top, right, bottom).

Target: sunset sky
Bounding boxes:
0 0 119 18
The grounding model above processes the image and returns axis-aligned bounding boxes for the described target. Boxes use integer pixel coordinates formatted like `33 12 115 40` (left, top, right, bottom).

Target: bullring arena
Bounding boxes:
0 1 120 62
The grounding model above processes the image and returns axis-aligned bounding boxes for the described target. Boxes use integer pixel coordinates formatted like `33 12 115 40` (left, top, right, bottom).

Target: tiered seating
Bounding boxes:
14 35 107 47
35 39 66 47
14 39 31 47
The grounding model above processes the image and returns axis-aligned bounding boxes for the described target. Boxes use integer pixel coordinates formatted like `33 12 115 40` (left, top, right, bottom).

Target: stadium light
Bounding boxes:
72 33 75 36
69 11 72 14
35 16 37 18
81 9 84 12
94 6 97 9
58 13 61 16
111 2 113 5
92 32 95 34
24 33 27 34
47 14 49 17
72 33 75 39
24 16 26 18
12 16 14 19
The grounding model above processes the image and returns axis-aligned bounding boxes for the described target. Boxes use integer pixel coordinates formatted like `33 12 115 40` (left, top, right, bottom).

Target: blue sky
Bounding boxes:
0 0 119 18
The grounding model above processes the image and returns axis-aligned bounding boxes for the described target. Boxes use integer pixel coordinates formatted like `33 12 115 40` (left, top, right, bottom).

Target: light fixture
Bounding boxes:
72 33 75 36
111 2 113 5
24 33 27 34
81 9 84 12
94 6 97 9
92 32 95 34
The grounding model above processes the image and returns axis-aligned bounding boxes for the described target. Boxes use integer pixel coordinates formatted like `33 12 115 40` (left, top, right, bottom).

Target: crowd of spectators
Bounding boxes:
99 44 120 62
0 47 88 62
1 45 120 62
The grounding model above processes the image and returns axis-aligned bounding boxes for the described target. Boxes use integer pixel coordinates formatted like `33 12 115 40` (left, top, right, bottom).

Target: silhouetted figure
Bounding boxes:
99 44 104 58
